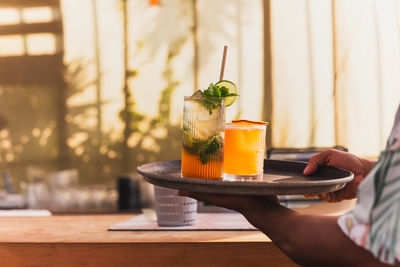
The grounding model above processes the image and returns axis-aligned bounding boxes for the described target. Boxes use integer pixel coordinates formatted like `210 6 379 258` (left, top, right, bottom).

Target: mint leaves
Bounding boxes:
200 83 239 114
182 82 237 164
197 134 223 164
182 131 223 165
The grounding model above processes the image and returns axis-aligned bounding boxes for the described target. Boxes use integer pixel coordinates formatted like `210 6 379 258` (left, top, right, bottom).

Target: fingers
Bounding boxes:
318 175 361 203
303 161 318 176
303 150 333 176
318 193 330 202
304 194 318 199
305 193 339 202
318 192 340 203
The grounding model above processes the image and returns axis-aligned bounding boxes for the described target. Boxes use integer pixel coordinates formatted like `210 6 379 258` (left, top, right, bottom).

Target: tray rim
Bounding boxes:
136 159 354 195
137 159 354 187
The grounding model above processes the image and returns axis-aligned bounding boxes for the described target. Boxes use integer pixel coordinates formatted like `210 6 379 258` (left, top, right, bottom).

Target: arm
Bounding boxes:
181 191 393 267
243 203 388 267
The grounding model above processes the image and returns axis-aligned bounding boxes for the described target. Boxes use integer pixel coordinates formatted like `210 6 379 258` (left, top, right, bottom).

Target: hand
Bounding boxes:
178 190 279 216
303 149 376 202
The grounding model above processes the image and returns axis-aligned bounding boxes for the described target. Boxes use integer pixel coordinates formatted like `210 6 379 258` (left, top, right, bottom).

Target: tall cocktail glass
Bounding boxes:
223 122 267 180
181 96 225 180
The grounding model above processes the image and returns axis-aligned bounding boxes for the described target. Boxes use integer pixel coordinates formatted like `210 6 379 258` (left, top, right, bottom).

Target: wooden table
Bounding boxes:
0 200 355 267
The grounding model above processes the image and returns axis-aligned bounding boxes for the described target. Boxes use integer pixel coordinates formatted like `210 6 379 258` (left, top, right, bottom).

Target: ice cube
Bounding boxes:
197 110 211 121
190 90 204 100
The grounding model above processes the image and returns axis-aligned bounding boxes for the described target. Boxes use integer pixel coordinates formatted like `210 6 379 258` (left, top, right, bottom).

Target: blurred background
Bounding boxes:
0 0 399 212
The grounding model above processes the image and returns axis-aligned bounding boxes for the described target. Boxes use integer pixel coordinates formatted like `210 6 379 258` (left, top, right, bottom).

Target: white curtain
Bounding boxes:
270 0 400 158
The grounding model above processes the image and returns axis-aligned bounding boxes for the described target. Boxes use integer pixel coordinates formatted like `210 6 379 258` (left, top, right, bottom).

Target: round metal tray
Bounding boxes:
137 159 354 195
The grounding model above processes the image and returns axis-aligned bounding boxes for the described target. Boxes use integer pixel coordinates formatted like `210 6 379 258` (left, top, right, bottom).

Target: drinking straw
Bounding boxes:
219 45 228 81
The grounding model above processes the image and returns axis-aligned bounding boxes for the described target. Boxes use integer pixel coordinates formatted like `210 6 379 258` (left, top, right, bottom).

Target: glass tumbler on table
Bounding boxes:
181 96 225 180
223 122 267 180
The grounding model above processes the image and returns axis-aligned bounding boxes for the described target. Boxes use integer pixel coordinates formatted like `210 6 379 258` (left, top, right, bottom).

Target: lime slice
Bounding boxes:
215 80 238 107
183 130 193 147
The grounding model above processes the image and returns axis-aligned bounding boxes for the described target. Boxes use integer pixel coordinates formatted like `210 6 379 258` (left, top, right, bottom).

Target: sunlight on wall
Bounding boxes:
22 7 53 23
0 35 24 56
26 34 56 55
0 8 19 25
0 34 55 56
0 7 53 25
62 0 123 139
61 0 263 136
0 1 264 182
197 0 263 122
127 0 194 124
0 0 263 139
0 7 57 56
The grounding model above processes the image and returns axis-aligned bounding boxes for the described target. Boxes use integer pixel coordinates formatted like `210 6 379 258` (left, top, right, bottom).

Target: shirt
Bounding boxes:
338 103 400 265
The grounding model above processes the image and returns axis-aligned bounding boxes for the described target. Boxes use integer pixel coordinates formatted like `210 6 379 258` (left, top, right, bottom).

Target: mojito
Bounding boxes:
181 94 225 179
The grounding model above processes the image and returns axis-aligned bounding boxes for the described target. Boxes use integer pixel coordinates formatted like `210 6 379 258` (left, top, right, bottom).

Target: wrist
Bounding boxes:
360 158 376 175
236 196 278 215
240 200 287 227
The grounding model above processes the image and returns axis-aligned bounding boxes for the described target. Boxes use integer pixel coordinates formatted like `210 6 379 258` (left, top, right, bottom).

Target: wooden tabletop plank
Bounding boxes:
0 201 355 266
0 200 355 243
0 214 298 266
0 243 297 267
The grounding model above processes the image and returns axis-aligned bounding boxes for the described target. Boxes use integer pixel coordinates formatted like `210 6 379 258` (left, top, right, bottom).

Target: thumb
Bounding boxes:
303 161 318 175
303 151 330 175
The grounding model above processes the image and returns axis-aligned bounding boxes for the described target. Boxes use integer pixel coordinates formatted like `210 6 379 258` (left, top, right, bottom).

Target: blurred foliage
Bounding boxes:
0 0 192 187
119 36 186 176
0 84 60 185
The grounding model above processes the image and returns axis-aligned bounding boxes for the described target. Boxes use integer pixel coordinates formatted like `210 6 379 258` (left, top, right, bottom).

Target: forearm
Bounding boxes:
241 204 388 266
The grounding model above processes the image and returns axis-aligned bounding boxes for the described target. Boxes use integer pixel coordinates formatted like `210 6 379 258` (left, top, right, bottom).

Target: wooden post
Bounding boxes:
262 0 273 151
122 0 132 172
192 0 199 92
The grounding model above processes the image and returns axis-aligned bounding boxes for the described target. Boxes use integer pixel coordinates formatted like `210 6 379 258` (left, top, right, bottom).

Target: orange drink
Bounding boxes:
181 149 223 179
224 120 267 180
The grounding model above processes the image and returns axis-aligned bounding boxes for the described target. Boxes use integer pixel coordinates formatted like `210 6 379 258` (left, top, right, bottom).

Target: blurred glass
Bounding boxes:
21 171 118 213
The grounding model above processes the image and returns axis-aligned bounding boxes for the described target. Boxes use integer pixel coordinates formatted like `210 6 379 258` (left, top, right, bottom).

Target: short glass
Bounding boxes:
223 123 267 180
181 96 225 180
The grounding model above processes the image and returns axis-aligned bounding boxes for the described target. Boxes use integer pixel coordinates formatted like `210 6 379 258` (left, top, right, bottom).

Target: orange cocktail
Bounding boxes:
181 150 223 179
224 120 267 180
